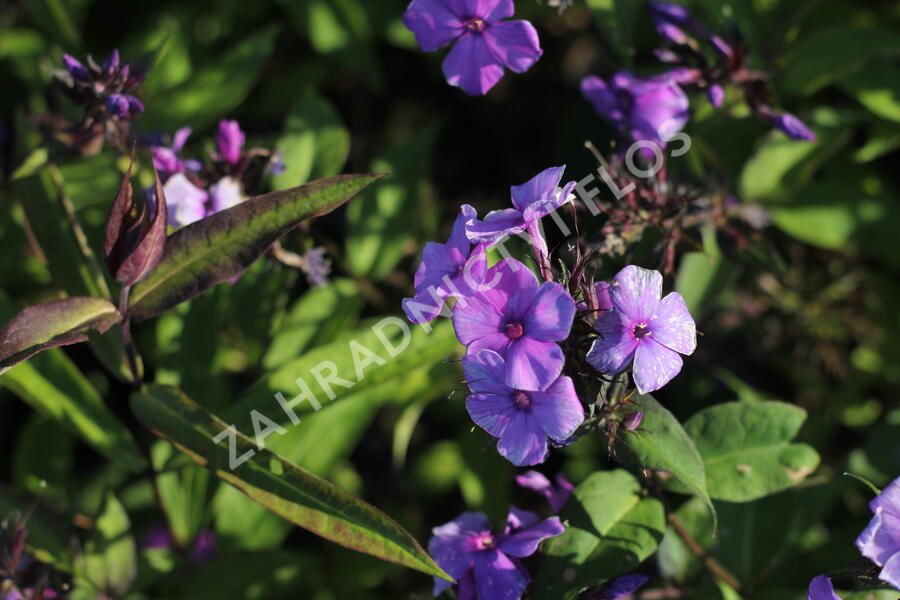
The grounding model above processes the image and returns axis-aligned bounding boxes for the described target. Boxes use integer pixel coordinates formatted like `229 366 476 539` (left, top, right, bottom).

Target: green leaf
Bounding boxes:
657 496 713 584
128 173 384 322
262 278 363 370
140 26 280 130
617 394 715 526
129 384 451 581
10 146 48 181
152 441 211 547
532 469 665 600
683 401 820 502
75 492 137 597
12 415 74 505
675 225 735 316
780 26 900 96
0 483 69 565
0 297 121 371
271 92 351 190
346 125 439 281
838 61 900 123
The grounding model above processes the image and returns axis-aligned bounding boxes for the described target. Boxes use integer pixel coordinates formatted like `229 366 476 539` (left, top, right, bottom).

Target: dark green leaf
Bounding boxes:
129 384 451 580
75 492 137 597
128 173 384 322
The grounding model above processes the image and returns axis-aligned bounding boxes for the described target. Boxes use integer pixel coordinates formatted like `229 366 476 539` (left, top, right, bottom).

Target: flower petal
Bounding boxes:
458 568 478 600
465 207 526 244
465 0 515 22
452 294 505 345
402 290 446 324
467 393 516 438
463 349 511 395
629 78 689 144
649 292 696 355
474 258 540 320
870 476 900 518
414 241 463 290
610 265 663 321
468 332 513 357
497 410 548 465
505 505 540 531
581 76 625 122
586 311 638 375
506 337 565 391
878 551 900 590
856 507 900 567
632 339 683 394
483 20 542 74
523 282 575 342
510 166 565 212
498 516 564 557
473 549 530 600
442 31 506 95
806 575 841 600
429 511 489 595
530 376 584 440
403 0 464 52
448 204 478 254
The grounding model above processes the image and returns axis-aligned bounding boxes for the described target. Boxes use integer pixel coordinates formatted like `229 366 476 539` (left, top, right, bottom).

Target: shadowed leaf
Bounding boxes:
128 173 382 322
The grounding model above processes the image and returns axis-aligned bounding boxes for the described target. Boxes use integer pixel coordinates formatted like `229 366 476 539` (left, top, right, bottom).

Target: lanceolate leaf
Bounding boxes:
129 384 451 581
617 394 716 529
683 401 820 502
533 469 665 600
0 297 121 372
127 173 384 322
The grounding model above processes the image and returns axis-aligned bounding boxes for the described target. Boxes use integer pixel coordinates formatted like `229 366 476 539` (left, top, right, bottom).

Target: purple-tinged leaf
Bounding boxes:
127 173 385 322
0 297 121 372
104 156 169 286
130 384 452 581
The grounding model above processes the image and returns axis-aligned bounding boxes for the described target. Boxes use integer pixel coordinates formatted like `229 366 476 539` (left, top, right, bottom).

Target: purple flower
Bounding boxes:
855 476 900 589
62 53 86 79
127 95 144 115
216 120 245 165
600 574 650 599
807 575 842 600
773 113 816 141
463 349 583 465
452 258 575 391
515 470 573 511
402 0 543 96
429 507 564 599
403 204 487 324
586 265 696 394
466 166 575 256
302 247 332 287
209 176 244 213
190 529 217 565
103 48 120 72
162 173 209 227
707 84 725 109
581 71 689 147
152 127 193 177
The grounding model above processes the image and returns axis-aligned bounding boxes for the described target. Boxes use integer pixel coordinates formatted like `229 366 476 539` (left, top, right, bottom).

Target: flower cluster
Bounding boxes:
404 166 697 470
0 514 65 599
402 0 542 95
148 120 281 228
581 2 815 151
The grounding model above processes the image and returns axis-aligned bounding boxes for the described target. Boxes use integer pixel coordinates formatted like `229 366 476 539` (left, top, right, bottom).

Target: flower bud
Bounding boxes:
216 119 245 165
622 411 644 431
105 94 130 117
62 53 86 79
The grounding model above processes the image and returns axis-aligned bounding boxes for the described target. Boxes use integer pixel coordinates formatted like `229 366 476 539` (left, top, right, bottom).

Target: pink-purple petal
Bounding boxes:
442 32 506 95
448 203 478 254
467 393 517 438
483 20 542 74
473 549 530 600
586 311 639 375
649 291 696 355
467 0 515 23
610 265 663 321
467 332 513 357
402 290 445 324
452 294 505 344
510 165 565 212
465 207 527 244
530 376 584 440
522 281 575 342
462 349 510 395
632 339 683 394
506 337 565 391
505 505 540 532
879 552 900 590
806 575 841 600
403 0 465 52
497 516 564 557
497 411 548 465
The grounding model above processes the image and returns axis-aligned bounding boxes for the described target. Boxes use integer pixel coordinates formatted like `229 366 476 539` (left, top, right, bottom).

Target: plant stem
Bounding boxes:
667 513 743 593
118 285 141 385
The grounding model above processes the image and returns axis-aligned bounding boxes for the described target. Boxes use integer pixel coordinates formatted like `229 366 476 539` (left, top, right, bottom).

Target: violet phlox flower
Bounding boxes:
855 476 900 589
402 0 543 96
452 258 575 391
806 575 842 600
216 119 245 165
429 507 564 599
151 127 193 177
463 349 583 466
772 113 816 142
581 71 689 148
465 165 576 261
403 204 487 324
515 470 574 511
599 574 650 599
586 265 696 394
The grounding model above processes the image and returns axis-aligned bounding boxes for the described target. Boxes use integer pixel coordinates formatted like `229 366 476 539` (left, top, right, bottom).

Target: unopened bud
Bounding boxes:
623 411 644 431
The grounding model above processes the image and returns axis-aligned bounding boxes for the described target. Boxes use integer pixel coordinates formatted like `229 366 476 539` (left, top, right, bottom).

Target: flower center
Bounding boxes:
505 321 524 340
464 17 487 33
632 323 651 339
514 391 531 410
474 532 495 550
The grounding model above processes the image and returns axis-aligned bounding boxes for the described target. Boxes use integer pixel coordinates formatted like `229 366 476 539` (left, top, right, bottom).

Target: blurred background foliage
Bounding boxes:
0 0 899 598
